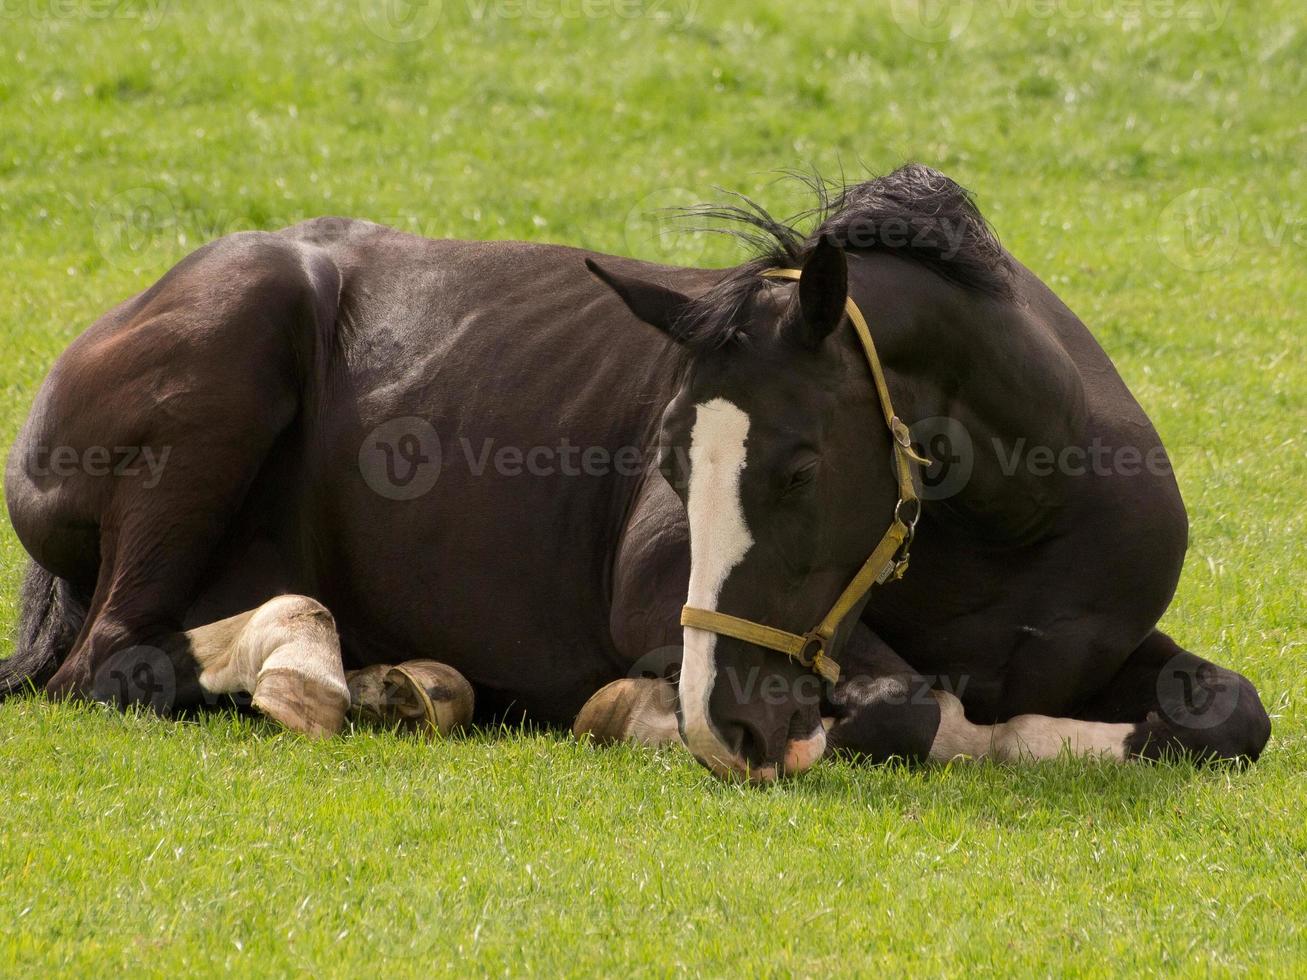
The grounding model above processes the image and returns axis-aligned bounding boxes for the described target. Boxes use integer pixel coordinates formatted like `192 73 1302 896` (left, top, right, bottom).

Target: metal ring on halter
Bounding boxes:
895 496 921 529
796 631 827 670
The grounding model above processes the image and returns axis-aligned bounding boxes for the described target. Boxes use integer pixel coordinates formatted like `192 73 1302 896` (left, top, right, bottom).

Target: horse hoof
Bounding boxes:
252 667 350 738
348 661 473 737
573 678 680 747
345 664 391 722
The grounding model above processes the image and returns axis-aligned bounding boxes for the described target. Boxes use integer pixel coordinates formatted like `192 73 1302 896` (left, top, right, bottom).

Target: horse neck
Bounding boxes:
854 254 1090 543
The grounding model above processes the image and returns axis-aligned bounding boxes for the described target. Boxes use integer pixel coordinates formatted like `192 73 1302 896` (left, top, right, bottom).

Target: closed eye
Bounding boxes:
782 459 820 497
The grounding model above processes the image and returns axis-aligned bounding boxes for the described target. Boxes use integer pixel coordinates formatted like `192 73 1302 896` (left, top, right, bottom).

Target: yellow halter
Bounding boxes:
678 267 928 685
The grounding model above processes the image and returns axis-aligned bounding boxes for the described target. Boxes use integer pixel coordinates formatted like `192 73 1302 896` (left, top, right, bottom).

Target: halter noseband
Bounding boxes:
678 267 927 685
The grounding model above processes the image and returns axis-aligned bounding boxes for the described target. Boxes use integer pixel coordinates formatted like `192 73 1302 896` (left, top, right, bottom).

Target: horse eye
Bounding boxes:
783 460 820 495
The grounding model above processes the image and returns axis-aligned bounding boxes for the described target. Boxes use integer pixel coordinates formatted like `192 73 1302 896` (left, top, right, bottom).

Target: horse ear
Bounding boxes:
783 236 848 349
586 258 695 345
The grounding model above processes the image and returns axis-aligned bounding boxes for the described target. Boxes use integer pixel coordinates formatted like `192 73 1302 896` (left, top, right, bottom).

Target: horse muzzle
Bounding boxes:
684 719 827 783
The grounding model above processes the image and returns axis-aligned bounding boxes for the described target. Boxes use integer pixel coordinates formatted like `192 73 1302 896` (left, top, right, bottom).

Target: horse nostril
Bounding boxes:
724 721 766 766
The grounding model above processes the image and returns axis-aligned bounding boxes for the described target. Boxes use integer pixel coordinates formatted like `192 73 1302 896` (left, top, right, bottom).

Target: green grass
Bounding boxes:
1 0 1304 974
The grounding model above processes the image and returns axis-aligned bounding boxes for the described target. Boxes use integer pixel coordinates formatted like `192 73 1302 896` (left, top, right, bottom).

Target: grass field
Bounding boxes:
1 0 1304 974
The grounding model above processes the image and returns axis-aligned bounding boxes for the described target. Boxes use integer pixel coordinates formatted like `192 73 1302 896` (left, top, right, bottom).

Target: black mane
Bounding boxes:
674 164 1012 354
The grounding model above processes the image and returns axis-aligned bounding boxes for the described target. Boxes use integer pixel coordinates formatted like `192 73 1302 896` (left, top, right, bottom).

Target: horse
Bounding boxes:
1 164 1270 781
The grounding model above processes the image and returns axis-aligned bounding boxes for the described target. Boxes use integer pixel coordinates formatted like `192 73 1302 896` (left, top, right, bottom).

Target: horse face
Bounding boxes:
589 241 893 781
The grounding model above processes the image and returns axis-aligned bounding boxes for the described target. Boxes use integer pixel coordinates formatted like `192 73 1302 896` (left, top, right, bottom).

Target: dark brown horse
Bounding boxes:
2 165 1269 780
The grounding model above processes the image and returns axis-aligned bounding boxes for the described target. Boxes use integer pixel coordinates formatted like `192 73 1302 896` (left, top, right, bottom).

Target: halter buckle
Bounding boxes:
890 416 913 449
890 416 931 465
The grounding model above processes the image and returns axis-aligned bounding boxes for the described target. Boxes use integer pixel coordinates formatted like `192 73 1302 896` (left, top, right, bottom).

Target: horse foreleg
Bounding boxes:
572 678 682 748
1072 629 1270 763
822 625 942 763
826 624 1143 764
926 690 1137 762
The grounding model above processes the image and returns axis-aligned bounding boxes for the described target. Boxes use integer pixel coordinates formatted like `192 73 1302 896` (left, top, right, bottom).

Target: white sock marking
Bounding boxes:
928 690 1134 763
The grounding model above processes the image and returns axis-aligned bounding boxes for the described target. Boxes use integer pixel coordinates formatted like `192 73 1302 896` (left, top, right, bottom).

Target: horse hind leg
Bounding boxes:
94 595 351 737
94 599 481 740
347 660 474 737
14 231 340 699
90 590 347 736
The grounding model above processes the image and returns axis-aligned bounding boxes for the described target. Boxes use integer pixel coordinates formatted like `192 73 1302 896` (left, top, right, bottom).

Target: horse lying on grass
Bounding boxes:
2 165 1269 780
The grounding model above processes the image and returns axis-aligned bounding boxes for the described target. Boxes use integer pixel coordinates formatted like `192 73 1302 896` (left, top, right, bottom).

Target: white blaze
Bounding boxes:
680 398 754 770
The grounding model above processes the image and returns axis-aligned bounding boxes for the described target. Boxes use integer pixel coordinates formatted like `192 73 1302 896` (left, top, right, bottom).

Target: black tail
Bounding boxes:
1 561 88 698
